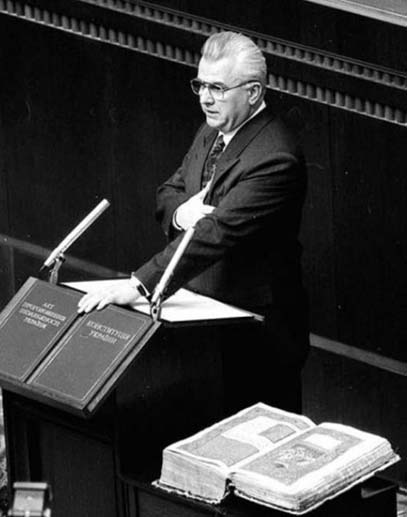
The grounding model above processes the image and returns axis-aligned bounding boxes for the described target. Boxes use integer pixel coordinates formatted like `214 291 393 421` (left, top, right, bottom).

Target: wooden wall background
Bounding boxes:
0 0 406 483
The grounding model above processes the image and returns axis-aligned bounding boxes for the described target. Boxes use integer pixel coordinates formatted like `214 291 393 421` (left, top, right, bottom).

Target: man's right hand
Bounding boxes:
174 188 215 230
77 282 140 313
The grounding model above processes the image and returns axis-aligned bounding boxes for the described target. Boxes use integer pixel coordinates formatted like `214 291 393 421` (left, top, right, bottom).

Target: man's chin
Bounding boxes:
205 115 223 130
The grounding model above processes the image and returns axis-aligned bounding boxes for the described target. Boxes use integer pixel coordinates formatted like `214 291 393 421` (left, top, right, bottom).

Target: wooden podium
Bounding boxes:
0 278 398 517
0 277 260 517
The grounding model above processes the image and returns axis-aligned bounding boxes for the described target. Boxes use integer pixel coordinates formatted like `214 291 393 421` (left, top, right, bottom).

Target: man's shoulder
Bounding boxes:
248 109 303 155
261 109 297 137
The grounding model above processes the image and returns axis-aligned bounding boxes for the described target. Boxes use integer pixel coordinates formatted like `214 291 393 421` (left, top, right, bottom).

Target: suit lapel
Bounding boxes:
210 109 273 190
190 109 273 193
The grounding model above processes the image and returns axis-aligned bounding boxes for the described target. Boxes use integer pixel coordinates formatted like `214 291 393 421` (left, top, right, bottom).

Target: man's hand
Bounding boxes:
77 282 140 313
174 188 215 230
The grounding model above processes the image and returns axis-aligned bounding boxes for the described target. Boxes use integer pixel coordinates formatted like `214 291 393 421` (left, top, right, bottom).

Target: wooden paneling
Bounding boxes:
0 13 205 275
303 346 407 484
329 111 407 361
107 50 202 269
146 0 303 43
150 0 407 70
263 90 338 339
0 17 115 267
298 1 407 70
305 0 407 26
3 391 121 517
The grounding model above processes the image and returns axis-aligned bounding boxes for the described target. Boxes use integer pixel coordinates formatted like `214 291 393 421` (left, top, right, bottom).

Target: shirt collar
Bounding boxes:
220 101 266 148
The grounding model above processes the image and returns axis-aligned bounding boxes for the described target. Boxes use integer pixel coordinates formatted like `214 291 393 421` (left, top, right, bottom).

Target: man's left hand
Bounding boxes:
174 189 215 230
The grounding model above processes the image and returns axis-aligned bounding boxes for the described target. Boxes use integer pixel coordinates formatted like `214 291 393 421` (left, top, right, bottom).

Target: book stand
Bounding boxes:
123 474 397 517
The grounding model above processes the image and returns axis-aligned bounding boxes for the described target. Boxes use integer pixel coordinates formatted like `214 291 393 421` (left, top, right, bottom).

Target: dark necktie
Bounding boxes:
201 134 225 189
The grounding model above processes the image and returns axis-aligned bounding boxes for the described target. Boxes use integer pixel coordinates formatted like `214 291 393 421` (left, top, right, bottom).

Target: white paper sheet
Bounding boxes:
65 279 258 323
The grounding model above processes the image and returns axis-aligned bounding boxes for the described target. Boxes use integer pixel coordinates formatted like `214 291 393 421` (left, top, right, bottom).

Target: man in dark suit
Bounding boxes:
78 31 309 414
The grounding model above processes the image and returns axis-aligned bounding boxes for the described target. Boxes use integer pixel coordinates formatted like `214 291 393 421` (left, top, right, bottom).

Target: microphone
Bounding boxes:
150 225 195 320
41 199 110 270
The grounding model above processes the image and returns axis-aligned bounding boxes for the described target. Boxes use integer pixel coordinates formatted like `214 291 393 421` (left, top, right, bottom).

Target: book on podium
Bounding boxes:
0 277 158 416
0 277 257 417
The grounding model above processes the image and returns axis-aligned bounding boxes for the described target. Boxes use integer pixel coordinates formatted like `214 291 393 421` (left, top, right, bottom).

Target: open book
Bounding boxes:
157 403 399 514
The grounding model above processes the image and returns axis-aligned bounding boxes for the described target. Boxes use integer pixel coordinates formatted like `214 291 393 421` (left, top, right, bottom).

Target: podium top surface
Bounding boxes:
65 279 262 324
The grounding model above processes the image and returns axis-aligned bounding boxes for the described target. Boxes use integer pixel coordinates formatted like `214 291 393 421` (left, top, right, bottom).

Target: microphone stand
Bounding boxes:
48 254 65 285
40 199 110 284
150 225 195 321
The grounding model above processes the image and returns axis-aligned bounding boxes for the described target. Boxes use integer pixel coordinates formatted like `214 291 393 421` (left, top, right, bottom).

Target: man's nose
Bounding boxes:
200 87 214 104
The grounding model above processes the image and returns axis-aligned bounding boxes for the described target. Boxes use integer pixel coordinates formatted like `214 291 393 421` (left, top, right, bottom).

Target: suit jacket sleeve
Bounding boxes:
134 139 306 296
155 124 207 239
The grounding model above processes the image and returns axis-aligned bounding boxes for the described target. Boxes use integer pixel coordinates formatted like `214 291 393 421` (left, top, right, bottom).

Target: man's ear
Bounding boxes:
248 82 263 105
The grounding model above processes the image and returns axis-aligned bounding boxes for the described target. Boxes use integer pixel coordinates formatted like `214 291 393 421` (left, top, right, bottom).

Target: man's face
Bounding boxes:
197 57 252 134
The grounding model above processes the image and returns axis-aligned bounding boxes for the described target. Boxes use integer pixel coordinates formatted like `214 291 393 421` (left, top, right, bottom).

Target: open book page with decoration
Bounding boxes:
157 403 400 514
157 403 315 502
231 421 399 514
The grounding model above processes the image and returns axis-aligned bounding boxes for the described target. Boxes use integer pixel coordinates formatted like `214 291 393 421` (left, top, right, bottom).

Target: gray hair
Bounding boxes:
201 31 267 86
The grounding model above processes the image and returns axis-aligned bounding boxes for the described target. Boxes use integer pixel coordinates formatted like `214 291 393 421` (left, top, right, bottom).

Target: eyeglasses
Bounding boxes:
190 78 254 100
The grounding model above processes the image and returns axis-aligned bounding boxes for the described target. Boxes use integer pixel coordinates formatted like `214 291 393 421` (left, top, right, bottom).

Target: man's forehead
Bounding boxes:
198 57 240 83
